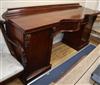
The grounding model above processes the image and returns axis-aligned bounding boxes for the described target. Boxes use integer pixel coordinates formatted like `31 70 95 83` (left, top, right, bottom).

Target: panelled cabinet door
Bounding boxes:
23 28 53 80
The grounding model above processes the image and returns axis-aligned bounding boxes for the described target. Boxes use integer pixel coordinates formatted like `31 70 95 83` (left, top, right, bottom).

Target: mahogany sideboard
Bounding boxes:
0 3 100 84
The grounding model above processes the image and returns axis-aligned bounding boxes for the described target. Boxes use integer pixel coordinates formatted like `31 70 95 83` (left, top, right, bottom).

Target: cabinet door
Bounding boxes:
62 15 97 50
24 28 53 78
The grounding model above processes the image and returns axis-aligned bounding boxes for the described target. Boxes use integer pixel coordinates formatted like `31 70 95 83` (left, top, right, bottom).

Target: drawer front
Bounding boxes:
52 21 81 34
59 20 81 32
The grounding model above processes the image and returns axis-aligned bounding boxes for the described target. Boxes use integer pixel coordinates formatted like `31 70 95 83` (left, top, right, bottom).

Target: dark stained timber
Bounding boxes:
1 3 100 84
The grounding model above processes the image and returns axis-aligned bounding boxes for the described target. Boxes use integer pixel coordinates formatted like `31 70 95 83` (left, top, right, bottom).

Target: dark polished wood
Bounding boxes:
1 3 100 84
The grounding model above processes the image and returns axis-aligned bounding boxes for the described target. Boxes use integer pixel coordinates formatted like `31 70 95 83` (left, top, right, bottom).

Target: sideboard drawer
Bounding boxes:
59 20 81 32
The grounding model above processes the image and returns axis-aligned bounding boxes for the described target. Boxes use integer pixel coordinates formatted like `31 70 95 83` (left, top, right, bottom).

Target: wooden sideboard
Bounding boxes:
0 3 100 84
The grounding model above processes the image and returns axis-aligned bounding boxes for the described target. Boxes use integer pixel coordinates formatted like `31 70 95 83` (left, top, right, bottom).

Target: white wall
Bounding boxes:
98 0 100 10
0 0 85 19
84 0 99 10
0 0 100 53
0 0 86 45
0 0 99 44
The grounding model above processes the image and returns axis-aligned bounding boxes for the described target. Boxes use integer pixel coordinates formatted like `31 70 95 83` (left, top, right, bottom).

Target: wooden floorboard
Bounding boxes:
54 45 100 85
51 42 77 67
3 39 100 85
4 42 76 85
76 57 100 85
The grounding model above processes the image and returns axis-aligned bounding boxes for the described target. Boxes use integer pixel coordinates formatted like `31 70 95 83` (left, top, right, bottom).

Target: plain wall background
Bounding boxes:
0 0 99 48
85 0 99 10
0 0 86 19
0 0 86 45
98 0 100 10
1 0 100 18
